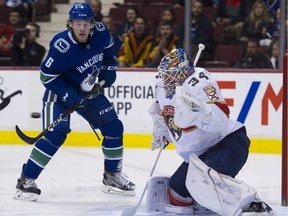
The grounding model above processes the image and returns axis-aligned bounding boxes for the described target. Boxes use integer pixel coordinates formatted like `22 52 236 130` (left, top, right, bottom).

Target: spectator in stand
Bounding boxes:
266 7 280 40
264 0 279 24
102 15 122 57
233 0 256 41
172 0 185 7
148 20 183 68
5 0 36 25
268 38 279 69
155 8 184 40
88 0 103 21
239 0 271 44
11 22 46 66
236 38 272 69
190 0 214 62
118 16 154 67
237 0 279 42
215 0 241 43
172 0 214 7
116 7 138 42
0 9 23 64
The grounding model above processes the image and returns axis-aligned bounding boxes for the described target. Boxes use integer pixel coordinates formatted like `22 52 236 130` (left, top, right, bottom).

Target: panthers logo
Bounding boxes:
162 105 182 141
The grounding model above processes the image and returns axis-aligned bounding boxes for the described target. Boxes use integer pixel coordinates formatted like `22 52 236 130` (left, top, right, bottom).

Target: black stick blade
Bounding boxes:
0 98 11 111
15 125 40 144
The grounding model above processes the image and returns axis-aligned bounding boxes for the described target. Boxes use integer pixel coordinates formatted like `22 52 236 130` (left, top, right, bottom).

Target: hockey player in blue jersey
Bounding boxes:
14 3 135 201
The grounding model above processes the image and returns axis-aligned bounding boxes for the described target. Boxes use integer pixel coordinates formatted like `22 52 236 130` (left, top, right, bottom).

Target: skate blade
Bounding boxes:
14 189 39 201
102 185 135 196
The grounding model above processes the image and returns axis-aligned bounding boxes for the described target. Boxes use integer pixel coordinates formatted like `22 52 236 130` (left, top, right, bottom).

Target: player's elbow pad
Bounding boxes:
43 77 69 96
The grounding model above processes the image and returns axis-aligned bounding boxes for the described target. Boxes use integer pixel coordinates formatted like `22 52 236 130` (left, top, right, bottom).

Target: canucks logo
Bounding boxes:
54 38 70 53
95 22 106 31
80 65 99 92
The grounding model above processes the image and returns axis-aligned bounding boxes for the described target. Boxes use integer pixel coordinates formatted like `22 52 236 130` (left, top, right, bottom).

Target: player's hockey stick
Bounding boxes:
193 43 205 66
15 80 105 145
121 141 167 216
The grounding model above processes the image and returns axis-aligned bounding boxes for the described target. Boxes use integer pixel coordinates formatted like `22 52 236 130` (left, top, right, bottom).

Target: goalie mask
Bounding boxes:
158 48 194 97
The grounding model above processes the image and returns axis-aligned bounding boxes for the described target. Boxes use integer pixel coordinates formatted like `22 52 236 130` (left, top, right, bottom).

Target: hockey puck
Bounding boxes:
31 112 41 118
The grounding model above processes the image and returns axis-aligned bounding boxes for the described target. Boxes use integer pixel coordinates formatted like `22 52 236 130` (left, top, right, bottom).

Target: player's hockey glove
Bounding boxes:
98 56 117 87
174 85 212 129
59 87 86 108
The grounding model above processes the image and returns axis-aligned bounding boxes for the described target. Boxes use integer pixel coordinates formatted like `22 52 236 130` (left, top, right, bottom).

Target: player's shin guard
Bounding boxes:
24 132 66 179
100 119 135 195
101 135 135 196
14 132 66 201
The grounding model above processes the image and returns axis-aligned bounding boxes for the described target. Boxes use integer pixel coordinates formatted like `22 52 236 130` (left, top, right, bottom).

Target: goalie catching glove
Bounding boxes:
174 86 212 129
148 99 171 150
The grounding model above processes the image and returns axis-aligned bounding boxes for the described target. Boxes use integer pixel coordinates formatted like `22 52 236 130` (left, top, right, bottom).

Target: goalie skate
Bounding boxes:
241 201 277 216
102 171 135 196
14 175 41 201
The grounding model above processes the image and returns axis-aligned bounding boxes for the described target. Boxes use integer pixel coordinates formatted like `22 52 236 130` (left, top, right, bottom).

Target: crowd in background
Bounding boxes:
106 0 286 69
0 0 46 66
0 0 287 69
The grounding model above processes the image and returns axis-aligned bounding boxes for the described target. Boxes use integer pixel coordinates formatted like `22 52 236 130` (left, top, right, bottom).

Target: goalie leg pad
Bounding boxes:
185 154 257 216
146 176 170 213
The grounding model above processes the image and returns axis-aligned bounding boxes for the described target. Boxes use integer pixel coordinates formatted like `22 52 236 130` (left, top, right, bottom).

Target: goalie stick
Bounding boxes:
15 80 105 145
121 141 167 216
193 43 205 66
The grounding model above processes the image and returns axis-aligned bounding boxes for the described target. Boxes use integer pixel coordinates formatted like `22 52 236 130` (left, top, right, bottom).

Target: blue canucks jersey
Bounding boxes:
40 22 114 102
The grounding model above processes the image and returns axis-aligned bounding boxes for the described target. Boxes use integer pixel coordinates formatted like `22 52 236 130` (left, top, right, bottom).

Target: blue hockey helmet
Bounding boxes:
69 3 94 20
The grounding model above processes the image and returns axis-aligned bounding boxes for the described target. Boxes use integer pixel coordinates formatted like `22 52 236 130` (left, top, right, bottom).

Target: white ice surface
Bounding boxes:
0 145 287 216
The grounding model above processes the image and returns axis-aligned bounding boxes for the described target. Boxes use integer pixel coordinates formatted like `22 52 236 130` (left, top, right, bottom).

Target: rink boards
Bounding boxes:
0 68 282 153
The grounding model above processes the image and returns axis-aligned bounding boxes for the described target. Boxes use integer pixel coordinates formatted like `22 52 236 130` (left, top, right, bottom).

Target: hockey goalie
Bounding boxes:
147 48 276 216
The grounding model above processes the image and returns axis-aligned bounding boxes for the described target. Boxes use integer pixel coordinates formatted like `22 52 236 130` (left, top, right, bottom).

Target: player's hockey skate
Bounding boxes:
102 171 135 196
241 201 277 216
14 164 41 201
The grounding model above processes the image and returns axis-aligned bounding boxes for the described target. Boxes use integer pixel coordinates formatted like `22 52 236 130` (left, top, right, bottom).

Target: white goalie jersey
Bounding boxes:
155 67 243 162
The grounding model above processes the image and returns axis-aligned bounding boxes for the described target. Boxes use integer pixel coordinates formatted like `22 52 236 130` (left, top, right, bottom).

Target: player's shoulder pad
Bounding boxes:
52 31 71 53
94 22 107 32
194 67 211 76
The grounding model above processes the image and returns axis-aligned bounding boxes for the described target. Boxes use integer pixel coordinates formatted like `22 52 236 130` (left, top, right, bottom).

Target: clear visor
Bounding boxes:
70 20 93 30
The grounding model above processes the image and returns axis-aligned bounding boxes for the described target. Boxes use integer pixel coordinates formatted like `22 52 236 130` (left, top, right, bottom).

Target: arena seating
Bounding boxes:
203 44 244 68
